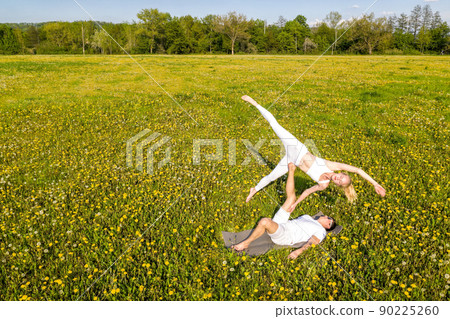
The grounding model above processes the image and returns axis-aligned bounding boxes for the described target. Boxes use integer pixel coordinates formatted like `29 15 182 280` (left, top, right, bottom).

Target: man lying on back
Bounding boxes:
232 163 336 259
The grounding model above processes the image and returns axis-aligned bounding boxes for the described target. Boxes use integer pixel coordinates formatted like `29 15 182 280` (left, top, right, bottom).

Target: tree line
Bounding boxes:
1 4 448 55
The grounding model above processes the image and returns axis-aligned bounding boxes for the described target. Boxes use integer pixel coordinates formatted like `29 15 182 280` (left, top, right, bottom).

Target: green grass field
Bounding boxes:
0 55 449 301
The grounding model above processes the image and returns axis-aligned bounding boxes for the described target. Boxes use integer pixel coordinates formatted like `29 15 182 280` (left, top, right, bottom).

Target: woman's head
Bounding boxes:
332 173 357 202
331 172 351 187
343 183 357 203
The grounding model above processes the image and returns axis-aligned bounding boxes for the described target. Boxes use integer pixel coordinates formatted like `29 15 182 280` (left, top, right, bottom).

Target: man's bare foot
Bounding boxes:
241 95 257 106
231 242 249 251
246 187 257 202
288 162 296 172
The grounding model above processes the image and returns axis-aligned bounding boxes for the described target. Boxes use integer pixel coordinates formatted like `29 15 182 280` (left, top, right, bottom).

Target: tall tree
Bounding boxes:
325 11 342 54
294 15 309 29
417 26 431 53
312 22 333 52
347 14 391 54
431 11 442 30
214 12 250 55
165 17 188 54
422 4 433 31
124 23 137 53
42 22 68 50
387 15 397 31
13 28 25 54
137 8 171 53
91 29 109 54
25 25 39 49
429 20 449 54
277 30 294 53
276 16 287 28
263 25 279 53
0 24 20 54
247 19 266 53
199 15 218 53
393 28 414 52
303 37 317 53
179 15 204 53
284 19 310 54
397 13 409 33
81 22 86 55
409 5 422 40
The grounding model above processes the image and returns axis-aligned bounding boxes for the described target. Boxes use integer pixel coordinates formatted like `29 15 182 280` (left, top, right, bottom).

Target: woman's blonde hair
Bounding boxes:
341 175 357 202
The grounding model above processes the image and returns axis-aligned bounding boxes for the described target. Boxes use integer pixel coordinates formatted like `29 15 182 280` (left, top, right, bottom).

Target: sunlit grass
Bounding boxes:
0 55 448 301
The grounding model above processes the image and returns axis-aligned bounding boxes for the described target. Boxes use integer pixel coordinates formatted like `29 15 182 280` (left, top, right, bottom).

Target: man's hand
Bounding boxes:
288 236 319 260
288 200 300 212
288 251 300 260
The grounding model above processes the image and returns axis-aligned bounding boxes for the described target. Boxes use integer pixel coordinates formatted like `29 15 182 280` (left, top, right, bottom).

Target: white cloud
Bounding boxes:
308 18 323 27
352 4 360 8
381 11 395 15
308 17 355 27
423 0 439 2
342 17 356 23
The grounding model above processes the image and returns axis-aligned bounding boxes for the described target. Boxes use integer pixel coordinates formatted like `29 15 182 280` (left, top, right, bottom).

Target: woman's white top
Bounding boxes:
306 156 333 183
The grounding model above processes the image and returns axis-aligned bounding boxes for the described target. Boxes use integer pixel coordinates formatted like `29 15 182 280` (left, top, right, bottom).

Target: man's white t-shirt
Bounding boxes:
287 215 327 243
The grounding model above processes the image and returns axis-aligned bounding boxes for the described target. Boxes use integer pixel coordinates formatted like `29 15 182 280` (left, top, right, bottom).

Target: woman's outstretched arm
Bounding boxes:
326 161 386 196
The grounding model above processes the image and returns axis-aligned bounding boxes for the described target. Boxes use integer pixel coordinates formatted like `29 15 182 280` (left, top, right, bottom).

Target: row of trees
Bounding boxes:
1 4 448 55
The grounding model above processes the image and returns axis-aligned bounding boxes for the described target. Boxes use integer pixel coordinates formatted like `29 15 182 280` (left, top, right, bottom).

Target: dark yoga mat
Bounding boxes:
222 212 343 256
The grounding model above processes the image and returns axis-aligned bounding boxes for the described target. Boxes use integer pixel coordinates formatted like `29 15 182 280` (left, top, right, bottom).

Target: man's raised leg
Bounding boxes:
281 163 297 212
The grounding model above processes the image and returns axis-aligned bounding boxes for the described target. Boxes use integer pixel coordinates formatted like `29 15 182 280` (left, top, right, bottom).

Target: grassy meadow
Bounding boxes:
0 54 449 301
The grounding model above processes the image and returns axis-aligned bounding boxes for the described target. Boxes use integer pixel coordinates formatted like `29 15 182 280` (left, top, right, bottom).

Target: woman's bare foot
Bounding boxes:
246 187 257 202
241 95 258 106
231 242 249 251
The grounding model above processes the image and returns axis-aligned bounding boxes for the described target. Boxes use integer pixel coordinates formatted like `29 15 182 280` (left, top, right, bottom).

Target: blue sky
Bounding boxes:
2 0 449 25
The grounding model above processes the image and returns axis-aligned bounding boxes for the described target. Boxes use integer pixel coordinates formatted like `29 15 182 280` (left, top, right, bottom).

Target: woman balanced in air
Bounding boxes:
242 95 386 208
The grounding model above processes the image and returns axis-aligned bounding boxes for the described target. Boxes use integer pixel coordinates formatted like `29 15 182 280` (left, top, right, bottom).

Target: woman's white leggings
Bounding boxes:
253 103 308 192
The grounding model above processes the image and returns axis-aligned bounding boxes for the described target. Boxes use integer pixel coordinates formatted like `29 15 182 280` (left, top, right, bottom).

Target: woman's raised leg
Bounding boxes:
246 155 289 202
242 95 306 201
242 95 302 151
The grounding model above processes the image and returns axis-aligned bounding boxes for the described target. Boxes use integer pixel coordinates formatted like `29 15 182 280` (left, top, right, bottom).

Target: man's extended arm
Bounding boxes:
288 235 321 260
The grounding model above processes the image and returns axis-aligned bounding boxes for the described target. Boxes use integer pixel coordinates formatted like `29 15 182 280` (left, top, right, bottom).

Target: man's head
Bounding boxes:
318 215 336 230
